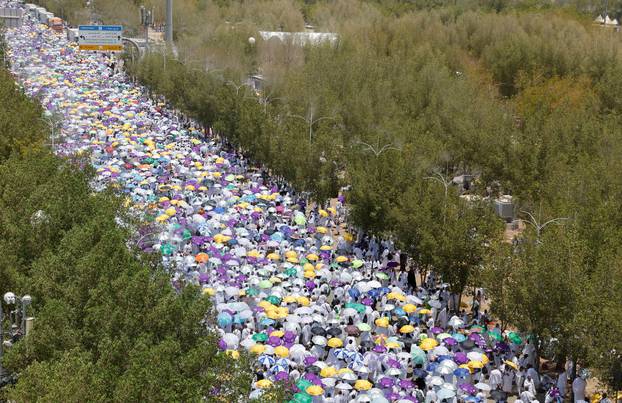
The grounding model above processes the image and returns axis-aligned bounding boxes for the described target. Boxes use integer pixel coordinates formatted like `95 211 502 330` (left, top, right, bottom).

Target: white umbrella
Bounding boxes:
312 336 327 346
436 365 454 376
475 382 491 391
448 316 464 328
336 383 353 390
367 280 382 289
467 351 484 362
428 376 444 386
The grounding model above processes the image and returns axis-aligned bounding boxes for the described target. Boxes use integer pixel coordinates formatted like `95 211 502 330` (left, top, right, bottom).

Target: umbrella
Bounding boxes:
475 382 491 391
354 380 373 391
508 331 522 344
306 385 324 396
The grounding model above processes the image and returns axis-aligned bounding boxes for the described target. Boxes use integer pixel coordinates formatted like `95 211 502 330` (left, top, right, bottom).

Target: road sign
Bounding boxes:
78 25 123 51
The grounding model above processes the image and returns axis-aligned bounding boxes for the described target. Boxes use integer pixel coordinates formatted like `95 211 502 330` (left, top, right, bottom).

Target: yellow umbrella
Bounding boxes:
303 263 315 271
306 253 319 261
337 368 353 374
256 379 273 389
420 338 439 351
267 253 280 261
336 256 348 263
225 350 240 359
504 360 518 370
270 330 285 338
202 287 215 296
354 380 373 391
418 309 432 315
274 346 289 357
320 366 337 378
386 341 401 349
320 245 332 251
247 250 261 258
306 385 324 396
327 207 337 215
297 296 310 306
316 226 328 234
400 325 415 334
403 304 417 313
304 270 316 279
319 209 329 217
287 256 299 264
327 338 343 348
285 250 297 259
283 296 297 303
387 292 406 302
459 364 473 373
375 317 390 328
481 354 490 365
155 214 169 223
469 360 484 369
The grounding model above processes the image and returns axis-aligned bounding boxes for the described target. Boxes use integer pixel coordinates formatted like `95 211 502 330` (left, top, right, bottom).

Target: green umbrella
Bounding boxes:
160 243 174 256
265 295 281 305
294 214 306 226
471 324 485 332
182 229 192 240
284 267 298 277
352 259 364 269
225 174 235 182
508 332 522 344
291 392 312 403
252 333 268 342
296 379 313 391
345 302 366 314
376 272 389 280
246 287 259 296
411 346 427 365
356 322 371 332
488 330 503 342
258 280 273 289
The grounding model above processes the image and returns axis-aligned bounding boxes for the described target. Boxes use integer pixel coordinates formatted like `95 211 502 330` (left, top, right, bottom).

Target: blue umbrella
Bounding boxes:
217 312 232 327
454 368 470 378
348 288 361 299
452 333 467 342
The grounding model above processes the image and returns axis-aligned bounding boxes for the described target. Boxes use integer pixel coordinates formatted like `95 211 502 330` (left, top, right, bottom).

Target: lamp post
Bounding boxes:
287 109 337 144
519 210 570 242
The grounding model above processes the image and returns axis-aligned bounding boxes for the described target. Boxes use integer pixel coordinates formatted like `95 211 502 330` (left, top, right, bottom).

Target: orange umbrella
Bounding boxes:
195 253 209 263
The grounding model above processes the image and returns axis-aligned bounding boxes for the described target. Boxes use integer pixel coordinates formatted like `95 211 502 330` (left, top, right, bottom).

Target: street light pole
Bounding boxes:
520 210 570 242
165 0 173 44
287 110 337 144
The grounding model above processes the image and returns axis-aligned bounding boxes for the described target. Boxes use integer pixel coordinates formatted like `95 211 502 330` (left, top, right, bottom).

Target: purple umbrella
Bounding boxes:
304 356 318 366
373 345 387 353
378 377 395 388
431 327 443 334
459 383 477 395
454 352 469 364
386 358 401 369
274 371 289 382
443 337 457 346
268 336 282 347
399 379 414 389
385 391 401 401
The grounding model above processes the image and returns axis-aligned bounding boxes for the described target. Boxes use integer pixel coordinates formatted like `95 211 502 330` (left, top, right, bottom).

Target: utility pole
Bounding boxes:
165 0 173 44
140 6 153 53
